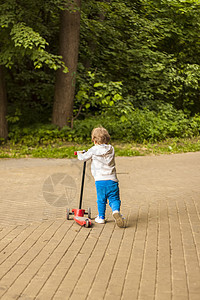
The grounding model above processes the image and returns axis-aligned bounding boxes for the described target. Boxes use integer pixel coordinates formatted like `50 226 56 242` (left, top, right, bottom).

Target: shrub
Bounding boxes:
7 104 200 145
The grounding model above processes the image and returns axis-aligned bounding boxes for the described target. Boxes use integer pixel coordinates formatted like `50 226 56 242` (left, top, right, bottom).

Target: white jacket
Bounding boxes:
77 144 118 182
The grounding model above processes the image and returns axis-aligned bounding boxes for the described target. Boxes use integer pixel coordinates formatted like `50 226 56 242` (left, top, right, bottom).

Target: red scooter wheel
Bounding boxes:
85 219 90 228
66 208 70 220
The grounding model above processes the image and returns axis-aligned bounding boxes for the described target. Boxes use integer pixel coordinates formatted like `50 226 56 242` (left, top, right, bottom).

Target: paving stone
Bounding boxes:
0 153 200 299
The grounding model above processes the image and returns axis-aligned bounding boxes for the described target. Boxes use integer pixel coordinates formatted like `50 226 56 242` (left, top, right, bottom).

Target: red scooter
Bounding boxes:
66 151 92 228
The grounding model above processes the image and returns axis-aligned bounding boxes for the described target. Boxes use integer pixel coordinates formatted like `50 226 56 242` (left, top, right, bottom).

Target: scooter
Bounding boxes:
66 151 92 228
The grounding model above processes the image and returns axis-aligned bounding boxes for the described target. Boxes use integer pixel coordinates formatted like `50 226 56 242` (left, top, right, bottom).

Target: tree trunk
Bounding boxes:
0 66 8 140
52 0 81 128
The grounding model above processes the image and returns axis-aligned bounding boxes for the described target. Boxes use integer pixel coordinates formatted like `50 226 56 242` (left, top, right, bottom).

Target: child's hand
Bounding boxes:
74 150 86 156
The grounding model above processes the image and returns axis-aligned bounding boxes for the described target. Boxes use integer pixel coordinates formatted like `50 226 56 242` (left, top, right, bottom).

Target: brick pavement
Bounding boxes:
0 153 200 299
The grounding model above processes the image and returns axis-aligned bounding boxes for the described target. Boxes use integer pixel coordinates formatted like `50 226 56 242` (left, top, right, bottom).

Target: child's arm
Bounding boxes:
76 149 93 162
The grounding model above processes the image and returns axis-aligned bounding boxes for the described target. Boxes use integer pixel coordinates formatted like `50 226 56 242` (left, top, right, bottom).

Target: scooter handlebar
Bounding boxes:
74 150 86 156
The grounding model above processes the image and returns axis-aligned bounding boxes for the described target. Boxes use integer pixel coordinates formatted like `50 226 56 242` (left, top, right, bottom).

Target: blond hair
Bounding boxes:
91 127 110 145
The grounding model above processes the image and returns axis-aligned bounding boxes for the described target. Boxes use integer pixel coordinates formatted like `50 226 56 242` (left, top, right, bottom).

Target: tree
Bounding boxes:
0 66 8 139
0 0 67 137
52 0 81 128
78 0 200 114
1 0 200 135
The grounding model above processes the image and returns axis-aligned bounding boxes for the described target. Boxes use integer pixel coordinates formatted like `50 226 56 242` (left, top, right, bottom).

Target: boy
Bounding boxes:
77 127 124 228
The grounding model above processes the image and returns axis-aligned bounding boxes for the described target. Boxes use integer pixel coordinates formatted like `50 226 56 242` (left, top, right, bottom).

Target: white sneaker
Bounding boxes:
95 216 105 224
113 211 125 228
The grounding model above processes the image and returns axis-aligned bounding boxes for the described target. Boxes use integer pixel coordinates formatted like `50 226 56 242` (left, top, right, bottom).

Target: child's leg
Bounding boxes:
95 182 107 219
107 182 124 228
107 182 121 213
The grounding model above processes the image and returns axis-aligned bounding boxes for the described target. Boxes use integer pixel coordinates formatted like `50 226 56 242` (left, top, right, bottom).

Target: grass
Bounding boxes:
0 137 200 159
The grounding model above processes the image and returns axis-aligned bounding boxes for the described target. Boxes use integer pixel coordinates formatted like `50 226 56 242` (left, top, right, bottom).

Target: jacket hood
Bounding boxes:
93 144 114 156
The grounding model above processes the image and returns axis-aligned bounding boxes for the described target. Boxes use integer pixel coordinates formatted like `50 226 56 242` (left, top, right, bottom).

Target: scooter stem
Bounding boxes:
79 161 86 209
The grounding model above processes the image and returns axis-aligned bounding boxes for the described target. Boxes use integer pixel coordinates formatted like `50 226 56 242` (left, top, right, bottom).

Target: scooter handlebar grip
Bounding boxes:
74 150 86 156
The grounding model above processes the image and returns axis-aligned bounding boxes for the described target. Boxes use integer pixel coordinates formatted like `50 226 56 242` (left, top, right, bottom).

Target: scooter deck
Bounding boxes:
74 216 92 228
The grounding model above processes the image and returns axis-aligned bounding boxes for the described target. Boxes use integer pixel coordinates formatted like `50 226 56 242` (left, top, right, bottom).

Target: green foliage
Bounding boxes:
2 0 200 137
74 74 134 122
6 68 55 126
11 23 47 49
72 104 200 143
2 106 200 158
6 108 22 124
6 104 200 147
79 0 200 114
2 136 200 158
8 124 68 146
0 1 68 72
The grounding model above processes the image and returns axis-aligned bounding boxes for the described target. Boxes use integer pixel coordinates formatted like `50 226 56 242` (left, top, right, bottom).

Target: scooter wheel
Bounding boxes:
66 208 70 220
88 207 91 219
85 219 90 228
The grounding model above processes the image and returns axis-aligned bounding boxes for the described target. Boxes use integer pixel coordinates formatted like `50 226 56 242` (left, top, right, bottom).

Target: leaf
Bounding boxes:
94 83 104 88
113 93 122 101
120 115 127 122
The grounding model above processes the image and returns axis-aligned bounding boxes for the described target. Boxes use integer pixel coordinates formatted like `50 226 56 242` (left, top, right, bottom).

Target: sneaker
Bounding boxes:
95 216 105 224
113 211 125 228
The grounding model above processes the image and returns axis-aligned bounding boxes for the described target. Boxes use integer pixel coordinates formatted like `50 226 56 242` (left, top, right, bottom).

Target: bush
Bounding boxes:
7 104 200 145
72 104 200 143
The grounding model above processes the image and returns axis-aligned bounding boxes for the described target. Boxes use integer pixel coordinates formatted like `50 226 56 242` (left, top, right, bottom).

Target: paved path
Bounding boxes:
0 153 200 299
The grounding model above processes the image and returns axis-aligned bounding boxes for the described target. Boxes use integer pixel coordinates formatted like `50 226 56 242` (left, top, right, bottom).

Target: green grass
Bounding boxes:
1 137 200 159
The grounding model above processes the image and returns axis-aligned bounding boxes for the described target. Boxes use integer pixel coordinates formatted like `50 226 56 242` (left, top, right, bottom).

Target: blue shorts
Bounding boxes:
95 180 121 219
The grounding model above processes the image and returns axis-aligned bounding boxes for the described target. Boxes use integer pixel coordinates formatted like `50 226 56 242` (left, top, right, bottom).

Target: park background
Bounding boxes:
1 0 200 157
